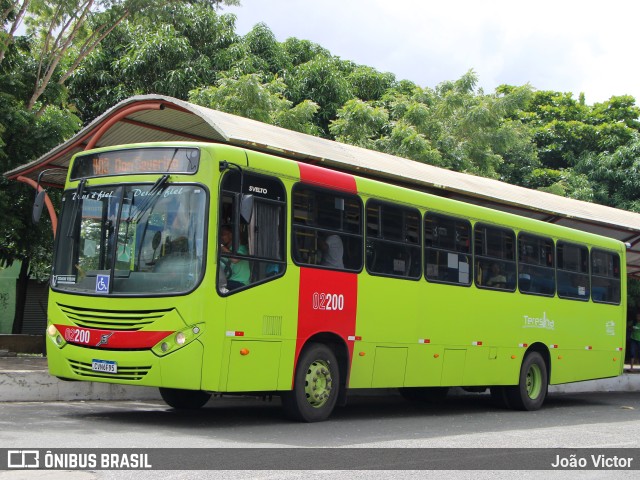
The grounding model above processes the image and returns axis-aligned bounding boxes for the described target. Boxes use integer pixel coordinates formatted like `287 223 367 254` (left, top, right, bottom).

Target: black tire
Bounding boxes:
281 343 340 422
159 387 211 409
505 351 548 411
399 386 449 403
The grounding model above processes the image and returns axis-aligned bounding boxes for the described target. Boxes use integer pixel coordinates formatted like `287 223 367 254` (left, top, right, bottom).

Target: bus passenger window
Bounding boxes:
366 200 421 279
591 249 621 304
556 242 589 301
518 234 555 296
424 213 471 286
217 171 286 295
474 223 516 292
292 184 362 272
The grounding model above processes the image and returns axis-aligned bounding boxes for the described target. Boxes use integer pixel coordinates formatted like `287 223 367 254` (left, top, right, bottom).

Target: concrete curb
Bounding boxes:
0 357 161 402
0 368 161 402
0 357 638 402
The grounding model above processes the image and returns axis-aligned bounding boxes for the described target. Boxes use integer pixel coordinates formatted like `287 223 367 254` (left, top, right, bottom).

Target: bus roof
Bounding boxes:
5 94 640 276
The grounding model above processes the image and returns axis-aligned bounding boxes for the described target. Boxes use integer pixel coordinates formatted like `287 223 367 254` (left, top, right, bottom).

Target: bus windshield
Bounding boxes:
52 182 207 295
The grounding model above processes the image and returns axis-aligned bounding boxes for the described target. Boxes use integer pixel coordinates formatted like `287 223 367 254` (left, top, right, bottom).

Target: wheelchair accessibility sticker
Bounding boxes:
96 274 110 294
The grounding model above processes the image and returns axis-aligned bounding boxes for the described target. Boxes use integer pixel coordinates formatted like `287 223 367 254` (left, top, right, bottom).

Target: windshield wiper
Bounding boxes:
128 174 170 224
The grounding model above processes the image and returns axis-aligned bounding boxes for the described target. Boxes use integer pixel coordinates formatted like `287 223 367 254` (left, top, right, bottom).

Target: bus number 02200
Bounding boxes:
312 292 345 311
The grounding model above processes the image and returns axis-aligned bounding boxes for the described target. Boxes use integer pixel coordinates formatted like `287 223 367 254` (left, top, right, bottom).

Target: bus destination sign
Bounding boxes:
70 147 200 180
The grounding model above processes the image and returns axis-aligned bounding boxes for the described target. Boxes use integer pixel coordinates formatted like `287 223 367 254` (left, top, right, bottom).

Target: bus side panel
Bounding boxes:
295 267 358 377
216 270 299 392
549 301 626 384
350 275 422 388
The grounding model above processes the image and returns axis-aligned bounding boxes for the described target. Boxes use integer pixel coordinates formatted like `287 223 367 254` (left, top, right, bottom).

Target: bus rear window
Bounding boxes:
591 249 621 304
518 234 555 296
557 242 589 301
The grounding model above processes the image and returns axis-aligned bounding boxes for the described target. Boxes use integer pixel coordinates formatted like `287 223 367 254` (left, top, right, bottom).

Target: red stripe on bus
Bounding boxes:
298 162 357 193
55 324 172 349
295 267 358 386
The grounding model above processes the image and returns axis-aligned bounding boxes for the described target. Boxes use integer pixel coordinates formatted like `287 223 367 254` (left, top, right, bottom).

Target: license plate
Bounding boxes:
91 359 117 373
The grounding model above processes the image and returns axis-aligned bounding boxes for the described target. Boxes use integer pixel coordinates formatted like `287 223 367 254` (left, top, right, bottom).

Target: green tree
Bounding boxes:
330 99 388 149
573 135 640 211
330 71 538 179
0 0 29 64
69 2 239 121
346 65 396 102
189 73 320 135
508 90 640 171
287 55 354 135
1 0 240 114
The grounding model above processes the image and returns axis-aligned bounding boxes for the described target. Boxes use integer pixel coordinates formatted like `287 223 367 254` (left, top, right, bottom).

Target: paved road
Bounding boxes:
0 390 639 479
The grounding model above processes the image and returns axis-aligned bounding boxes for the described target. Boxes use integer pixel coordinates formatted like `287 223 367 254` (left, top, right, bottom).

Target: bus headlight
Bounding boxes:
46 324 67 348
152 323 204 357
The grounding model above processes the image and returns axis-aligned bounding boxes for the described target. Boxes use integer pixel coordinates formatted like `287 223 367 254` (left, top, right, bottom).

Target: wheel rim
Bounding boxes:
304 359 333 408
526 363 542 399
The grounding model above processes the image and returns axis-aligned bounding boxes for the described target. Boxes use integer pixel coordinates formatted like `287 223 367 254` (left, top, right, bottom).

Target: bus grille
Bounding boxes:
57 303 173 331
68 359 151 381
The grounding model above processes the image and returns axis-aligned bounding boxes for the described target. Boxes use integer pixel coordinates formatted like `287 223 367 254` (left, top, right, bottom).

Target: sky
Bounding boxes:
225 0 640 105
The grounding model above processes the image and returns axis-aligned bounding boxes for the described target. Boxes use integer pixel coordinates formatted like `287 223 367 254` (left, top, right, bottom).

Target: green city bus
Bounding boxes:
45 141 626 422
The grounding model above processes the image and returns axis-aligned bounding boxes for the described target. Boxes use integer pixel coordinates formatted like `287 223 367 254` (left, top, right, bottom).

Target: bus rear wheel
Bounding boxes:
505 351 548 411
282 343 340 422
159 387 211 409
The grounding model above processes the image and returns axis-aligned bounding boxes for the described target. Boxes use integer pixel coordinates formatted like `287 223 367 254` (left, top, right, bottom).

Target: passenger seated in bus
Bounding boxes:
219 225 250 290
319 231 344 269
486 262 507 288
518 264 532 291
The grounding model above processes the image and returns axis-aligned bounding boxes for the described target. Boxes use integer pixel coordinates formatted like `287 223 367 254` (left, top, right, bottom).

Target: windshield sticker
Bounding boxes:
71 189 116 202
52 275 75 286
131 186 185 199
96 274 110 294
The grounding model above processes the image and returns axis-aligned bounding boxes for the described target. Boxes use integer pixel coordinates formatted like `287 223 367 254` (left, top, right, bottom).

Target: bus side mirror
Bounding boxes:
240 194 254 223
32 190 46 225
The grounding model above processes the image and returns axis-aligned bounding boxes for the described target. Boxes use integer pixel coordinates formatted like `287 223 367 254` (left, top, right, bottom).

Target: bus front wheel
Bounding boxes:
505 351 548 411
159 387 211 409
282 343 340 422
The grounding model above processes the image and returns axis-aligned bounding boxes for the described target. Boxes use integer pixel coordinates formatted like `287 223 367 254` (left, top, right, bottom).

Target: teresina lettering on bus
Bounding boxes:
522 312 554 330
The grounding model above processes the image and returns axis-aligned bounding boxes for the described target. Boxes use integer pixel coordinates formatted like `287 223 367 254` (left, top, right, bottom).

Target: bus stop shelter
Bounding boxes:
5 94 640 278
